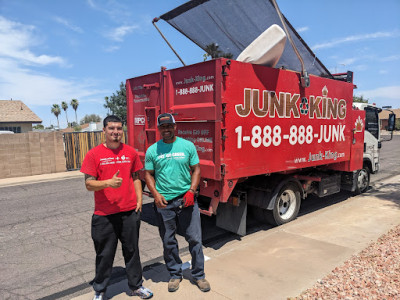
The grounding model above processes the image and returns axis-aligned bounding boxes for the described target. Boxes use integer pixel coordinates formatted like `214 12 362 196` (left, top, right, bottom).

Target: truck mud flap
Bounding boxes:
216 200 247 236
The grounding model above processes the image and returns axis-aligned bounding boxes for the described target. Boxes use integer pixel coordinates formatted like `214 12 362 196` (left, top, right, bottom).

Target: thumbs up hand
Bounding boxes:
108 170 123 188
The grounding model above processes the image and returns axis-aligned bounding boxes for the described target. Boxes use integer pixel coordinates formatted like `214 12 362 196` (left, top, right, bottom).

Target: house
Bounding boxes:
379 108 400 130
81 121 103 132
61 121 103 133
0 100 42 133
61 123 90 133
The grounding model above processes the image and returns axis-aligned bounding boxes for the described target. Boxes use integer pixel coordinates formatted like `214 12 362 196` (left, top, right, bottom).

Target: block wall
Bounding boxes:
0 132 66 179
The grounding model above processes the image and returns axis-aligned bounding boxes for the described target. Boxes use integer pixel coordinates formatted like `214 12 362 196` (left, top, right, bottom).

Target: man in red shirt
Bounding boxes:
81 115 152 300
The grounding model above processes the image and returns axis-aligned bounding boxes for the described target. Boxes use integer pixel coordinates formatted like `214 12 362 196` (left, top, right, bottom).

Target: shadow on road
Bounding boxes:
365 182 400 208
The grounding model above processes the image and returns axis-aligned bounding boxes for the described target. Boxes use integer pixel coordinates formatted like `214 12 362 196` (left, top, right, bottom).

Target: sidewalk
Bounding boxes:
0 170 82 188
71 175 400 300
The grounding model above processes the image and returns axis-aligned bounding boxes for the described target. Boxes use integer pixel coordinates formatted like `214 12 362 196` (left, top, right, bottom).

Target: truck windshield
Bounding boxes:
365 107 379 139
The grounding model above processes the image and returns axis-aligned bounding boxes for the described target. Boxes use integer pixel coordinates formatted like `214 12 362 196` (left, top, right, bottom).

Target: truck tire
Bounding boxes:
354 166 370 195
251 182 301 226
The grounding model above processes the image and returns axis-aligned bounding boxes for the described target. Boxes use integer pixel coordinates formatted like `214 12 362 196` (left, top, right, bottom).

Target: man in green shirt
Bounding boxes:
144 113 210 293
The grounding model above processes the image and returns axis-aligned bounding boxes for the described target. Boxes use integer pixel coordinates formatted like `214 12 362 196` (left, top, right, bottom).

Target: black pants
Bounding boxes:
91 210 143 292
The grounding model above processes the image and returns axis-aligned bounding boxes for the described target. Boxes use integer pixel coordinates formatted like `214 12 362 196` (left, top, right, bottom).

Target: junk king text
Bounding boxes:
234 87 347 149
235 86 347 120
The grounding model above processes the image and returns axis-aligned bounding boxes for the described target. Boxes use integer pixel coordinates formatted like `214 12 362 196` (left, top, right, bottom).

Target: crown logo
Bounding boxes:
355 116 364 132
322 86 328 97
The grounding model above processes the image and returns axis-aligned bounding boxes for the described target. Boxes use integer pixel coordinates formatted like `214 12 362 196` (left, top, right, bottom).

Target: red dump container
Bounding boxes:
126 58 365 217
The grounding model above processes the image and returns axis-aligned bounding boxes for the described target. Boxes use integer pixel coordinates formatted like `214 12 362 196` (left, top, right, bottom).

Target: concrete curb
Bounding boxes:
0 170 82 188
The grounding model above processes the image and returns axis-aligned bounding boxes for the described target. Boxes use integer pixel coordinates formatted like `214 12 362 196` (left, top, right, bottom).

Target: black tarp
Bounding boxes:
160 0 332 78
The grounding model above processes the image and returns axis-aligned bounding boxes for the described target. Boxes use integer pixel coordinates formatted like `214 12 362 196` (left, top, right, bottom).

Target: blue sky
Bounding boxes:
1 0 399 128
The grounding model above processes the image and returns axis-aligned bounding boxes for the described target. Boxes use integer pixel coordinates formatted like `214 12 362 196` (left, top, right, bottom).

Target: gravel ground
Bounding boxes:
294 224 400 300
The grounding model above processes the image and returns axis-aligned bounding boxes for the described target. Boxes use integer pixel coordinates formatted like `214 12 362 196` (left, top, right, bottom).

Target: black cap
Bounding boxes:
157 113 176 126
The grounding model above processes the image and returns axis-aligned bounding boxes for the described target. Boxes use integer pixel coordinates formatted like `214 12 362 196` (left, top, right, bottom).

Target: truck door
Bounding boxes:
364 106 380 173
126 72 162 165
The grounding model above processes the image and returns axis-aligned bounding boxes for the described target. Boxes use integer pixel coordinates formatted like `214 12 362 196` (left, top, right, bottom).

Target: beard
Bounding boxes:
162 131 174 140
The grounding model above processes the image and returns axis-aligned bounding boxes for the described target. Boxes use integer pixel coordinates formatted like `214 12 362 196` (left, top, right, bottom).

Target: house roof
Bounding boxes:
62 122 104 133
0 100 42 123
379 108 400 119
61 123 90 133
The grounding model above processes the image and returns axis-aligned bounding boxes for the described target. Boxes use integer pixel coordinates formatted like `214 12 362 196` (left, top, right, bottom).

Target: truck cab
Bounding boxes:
353 103 381 175
353 103 396 175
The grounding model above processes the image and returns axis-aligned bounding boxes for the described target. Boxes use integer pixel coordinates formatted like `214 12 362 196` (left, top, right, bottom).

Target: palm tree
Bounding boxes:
61 101 69 127
51 104 61 129
104 96 111 114
70 98 79 125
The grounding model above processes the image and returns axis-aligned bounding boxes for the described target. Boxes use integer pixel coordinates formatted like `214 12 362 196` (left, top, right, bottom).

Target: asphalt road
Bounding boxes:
0 136 399 300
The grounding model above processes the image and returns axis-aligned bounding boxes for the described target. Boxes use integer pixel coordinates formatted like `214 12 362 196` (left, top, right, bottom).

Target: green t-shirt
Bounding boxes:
145 137 200 201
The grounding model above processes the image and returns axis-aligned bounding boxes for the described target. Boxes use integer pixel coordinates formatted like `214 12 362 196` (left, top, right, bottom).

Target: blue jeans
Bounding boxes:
155 195 205 280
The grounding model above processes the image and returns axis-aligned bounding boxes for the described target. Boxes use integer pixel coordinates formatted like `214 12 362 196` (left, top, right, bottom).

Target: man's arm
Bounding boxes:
144 170 168 208
189 163 201 192
132 171 143 212
84 171 122 191
181 163 201 208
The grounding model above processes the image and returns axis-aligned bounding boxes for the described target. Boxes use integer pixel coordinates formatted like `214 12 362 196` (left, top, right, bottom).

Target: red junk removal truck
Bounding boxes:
126 0 395 235
126 58 367 235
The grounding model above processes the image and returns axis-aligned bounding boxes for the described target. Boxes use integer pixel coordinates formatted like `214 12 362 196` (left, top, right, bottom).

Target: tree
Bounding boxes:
353 95 368 103
61 101 69 127
104 82 127 124
33 124 44 130
203 43 233 61
70 99 79 124
80 114 102 125
104 96 110 114
51 104 61 129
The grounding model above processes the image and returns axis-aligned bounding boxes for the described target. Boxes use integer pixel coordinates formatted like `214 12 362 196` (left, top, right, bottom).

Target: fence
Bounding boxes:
0 131 66 179
63 131 127 170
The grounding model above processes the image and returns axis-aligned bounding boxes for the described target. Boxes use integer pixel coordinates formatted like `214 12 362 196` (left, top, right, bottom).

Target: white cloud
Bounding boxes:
104 45 120 52
355 86 400 108
0 16 65 66
86 0 131 23
296 26 309 33
106 25 139 42
353 64 368 71
312 31 400 50
340 58 357 66
356 86 400 100
380 55 400 62
0 58 108 107
53 16 83 33
330 53 398 71
87 0 96 9
0 16 107 109
86 1 141 43
162 60 179 66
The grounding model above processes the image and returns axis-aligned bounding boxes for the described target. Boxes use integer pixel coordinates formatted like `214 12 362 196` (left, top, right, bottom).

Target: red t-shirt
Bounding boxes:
80 143 143 216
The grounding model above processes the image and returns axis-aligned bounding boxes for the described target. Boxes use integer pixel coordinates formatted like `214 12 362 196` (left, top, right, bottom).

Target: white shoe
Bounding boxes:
93 291 106 300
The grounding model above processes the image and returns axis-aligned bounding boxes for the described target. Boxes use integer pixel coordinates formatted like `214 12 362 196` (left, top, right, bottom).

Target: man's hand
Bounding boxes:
183 189 195 207
135 198 143 212
154 192 168 208
108 170 123 188
145 169 167 209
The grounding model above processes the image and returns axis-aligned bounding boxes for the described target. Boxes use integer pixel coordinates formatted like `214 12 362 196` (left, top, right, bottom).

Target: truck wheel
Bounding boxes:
354 166 370 194
266 182 301 225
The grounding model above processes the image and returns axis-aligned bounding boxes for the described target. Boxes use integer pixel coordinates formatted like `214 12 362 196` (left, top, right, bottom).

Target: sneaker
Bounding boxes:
93 292 106 300
193 278 211 292
168 278 182 292
131 286 153 299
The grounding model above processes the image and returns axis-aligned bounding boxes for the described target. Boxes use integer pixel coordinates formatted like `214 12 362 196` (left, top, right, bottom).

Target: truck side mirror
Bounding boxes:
387 113 396 131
